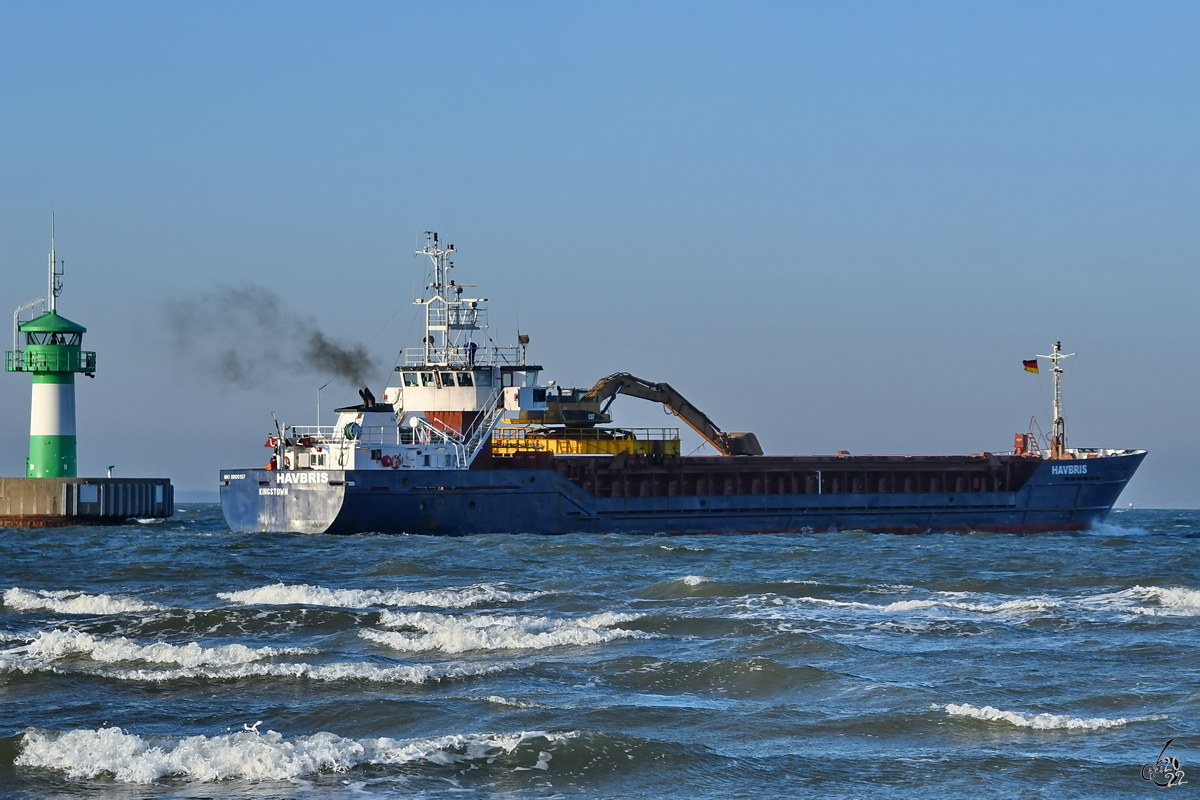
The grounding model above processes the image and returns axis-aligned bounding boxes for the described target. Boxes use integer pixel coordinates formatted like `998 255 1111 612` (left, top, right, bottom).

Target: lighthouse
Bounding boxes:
5 218 95 477
0 219 172 526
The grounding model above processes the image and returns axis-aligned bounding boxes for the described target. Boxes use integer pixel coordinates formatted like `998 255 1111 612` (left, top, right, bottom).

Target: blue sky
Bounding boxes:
2 2 1197 506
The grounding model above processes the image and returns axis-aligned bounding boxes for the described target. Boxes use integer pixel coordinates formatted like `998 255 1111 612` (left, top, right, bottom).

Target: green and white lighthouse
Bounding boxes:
5 219 96 478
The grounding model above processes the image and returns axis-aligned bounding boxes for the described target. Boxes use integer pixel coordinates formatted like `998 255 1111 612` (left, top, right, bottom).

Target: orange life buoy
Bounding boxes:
381 455 393 467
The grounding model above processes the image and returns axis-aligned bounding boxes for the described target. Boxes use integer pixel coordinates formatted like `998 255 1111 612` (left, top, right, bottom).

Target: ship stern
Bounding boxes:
220 470 347 534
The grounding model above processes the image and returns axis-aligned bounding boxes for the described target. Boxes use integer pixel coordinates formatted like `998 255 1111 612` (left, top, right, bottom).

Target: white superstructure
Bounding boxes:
268 232 547 473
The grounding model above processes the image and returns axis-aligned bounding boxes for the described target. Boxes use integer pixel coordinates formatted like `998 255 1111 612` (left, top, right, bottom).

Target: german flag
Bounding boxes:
1023 359 1039 374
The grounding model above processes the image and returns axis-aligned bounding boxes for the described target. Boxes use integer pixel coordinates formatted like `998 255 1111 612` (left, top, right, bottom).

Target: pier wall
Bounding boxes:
0 477 173 527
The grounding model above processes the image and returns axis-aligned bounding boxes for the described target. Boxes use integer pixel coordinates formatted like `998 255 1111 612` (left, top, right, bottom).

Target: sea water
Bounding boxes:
1 506 1196 798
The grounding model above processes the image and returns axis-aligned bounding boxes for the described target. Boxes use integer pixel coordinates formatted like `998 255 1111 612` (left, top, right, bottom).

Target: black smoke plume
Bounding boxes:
166 284 377 388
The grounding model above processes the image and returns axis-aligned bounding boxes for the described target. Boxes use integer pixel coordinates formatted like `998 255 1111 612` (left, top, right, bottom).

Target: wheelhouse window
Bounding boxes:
502 372 513 387
402 372 419 387
474 370 492 387
421 372 435 387
440 372 456 387
456 372 473 387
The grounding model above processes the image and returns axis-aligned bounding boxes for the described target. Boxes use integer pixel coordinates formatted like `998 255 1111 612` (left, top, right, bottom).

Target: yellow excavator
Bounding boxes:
581 373 763 456
505 372 763 456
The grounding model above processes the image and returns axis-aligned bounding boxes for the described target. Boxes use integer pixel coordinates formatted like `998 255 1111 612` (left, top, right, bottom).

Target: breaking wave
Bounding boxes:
8 630 310 668
363 610 646 653
1120 585 1200 616
739 593 1058 617
3 587 164 615
0 630 501 684
937 703 1166 730
736 584 1200 625
15 726 578 783
218 582 546 609
101 660 501 684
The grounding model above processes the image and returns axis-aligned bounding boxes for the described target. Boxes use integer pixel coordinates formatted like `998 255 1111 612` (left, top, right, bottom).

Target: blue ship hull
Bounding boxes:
220 450 1145 535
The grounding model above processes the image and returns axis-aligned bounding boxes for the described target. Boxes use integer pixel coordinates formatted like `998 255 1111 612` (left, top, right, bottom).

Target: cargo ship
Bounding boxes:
220 233 1144 535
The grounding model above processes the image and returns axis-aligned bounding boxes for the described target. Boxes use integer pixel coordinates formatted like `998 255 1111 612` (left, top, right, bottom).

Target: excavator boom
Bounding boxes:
582 373 763 456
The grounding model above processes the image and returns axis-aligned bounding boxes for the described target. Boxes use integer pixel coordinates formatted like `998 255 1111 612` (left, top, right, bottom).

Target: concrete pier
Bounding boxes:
0 477 173 527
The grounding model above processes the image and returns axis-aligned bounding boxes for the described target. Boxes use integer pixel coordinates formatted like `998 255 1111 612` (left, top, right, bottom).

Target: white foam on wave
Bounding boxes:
473 695 547 709
0 655 47 677
937 703 1166 730
740 584 1200 624
3 587 164 615
363 610 646 653
740 593 1058 617
681 575 710 586
218 582 546 609
864 583 914 594
1 634 498 684
105 660 501 684
16 630 310 668
1076 585 1200 617
1088 520 1151 537
15 726 579 783
1123 585 1200 616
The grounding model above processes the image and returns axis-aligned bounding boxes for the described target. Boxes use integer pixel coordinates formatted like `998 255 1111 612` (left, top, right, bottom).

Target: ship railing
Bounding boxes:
425 305 488 331
1066 447 1144 458
349 423 459 447
408 417 467 464
425 416 465 442
5 349 97 373
289 425 339 440
406 417 462 445
402 345 525 368
285 426 345 448
351 425 402 445
492 427 681 446
461 389 506 467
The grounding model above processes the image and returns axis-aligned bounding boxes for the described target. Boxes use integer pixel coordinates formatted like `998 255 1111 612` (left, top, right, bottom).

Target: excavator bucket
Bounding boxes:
724 432 764 456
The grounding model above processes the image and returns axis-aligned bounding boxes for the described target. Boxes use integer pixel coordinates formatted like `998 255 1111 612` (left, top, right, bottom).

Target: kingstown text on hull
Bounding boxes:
220 234 1144 535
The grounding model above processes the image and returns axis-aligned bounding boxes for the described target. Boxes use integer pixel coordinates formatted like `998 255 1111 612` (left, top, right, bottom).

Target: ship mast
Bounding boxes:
414 231 484 367
1036 341 1075 459
416 231 452 365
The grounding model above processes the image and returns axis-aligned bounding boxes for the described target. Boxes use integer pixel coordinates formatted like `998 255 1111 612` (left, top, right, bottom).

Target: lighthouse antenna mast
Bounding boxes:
1035 341 1076 459
48 213 64 313
11 214 60 354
